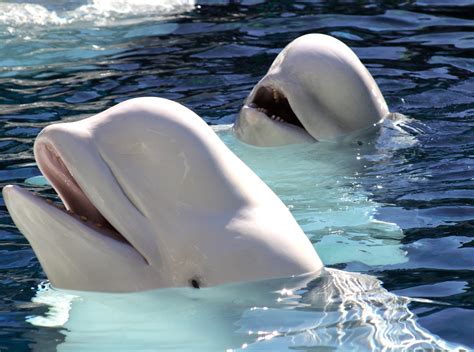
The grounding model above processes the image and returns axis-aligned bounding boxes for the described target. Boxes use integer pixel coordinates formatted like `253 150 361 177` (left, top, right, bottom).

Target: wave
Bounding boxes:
0 0 196 27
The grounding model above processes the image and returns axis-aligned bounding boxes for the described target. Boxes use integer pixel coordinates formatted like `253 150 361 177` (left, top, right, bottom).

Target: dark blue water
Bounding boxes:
0 1 473 350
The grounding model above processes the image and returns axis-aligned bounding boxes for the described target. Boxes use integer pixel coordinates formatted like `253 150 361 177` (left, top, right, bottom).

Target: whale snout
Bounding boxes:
4 97 323 292
234 34 389 146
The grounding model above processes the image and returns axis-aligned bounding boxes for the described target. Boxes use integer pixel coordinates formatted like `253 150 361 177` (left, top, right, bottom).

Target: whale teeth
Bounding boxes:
268 114 285 123
80 216 88 222
272 89 280 103
95 223 103 228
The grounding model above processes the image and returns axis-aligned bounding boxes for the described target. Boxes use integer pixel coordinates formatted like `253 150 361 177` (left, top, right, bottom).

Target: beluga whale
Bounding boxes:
2 97 322 292
234 34 390 146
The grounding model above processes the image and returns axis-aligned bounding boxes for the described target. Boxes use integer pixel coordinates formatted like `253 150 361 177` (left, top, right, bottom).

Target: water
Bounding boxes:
23 270 461 351
0 0 473 350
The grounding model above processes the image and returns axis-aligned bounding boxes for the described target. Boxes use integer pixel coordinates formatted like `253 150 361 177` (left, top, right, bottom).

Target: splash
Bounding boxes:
236 269 464 351
0 0 195 27
0 1 195 73
26 282 78 327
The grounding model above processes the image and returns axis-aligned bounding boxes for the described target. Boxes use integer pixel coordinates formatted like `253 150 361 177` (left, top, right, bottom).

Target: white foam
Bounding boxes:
26 282 79 327
0 0 196 27
211 123 234 133
0 4 67 26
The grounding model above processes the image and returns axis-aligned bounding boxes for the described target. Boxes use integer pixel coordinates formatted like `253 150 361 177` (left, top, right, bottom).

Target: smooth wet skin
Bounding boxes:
0 1 472 349
234 34 390 146
2 97 322 292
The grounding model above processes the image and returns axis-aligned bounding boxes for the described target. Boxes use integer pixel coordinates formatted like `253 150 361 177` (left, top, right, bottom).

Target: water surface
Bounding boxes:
0 0 473 350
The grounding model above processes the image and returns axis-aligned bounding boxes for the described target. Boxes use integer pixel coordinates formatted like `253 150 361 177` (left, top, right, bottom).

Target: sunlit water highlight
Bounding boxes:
28 269 462 352
0 0 473 351
20 116 466 351
217 118 414 267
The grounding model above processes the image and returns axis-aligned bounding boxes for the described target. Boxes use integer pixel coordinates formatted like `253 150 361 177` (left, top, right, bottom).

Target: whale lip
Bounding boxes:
2 185 136 251
243 83 318 143
2 132 152 265
34 140 132 245
245 85 308 130
2 183 153 291
236 85 317 147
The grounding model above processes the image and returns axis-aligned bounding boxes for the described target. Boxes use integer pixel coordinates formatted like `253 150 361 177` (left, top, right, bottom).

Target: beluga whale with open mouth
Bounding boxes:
234 34 390 146
2 97 322 292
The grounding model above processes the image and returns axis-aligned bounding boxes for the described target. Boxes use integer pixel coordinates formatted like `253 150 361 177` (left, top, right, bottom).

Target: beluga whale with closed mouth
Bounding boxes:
2 97 322 293
234 34 390 146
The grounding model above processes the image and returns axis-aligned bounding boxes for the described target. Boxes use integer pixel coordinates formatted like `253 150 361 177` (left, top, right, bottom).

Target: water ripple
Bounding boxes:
0 0 472 350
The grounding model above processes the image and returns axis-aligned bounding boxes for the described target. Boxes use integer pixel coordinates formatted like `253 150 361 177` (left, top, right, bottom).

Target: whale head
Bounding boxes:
234 34 389 146
2 97 322 292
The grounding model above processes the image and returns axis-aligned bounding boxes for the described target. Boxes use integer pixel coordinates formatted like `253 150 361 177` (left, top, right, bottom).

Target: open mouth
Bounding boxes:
35 141 131 246
248 86 304 129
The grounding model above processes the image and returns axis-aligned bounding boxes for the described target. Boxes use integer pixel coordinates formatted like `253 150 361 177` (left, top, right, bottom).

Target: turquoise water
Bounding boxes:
0 1 473 351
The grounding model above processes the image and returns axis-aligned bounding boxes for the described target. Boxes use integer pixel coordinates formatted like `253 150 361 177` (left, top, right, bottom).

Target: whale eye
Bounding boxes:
190 279 200 289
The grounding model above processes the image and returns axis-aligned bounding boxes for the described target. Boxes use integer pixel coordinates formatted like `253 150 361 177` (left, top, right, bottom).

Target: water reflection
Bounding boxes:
216 117 414 267
28 269 462 351
1 0 473 349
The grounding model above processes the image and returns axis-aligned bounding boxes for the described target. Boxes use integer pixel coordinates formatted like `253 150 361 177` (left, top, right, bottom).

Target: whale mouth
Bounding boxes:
249 86 305 129
35 141 131 246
